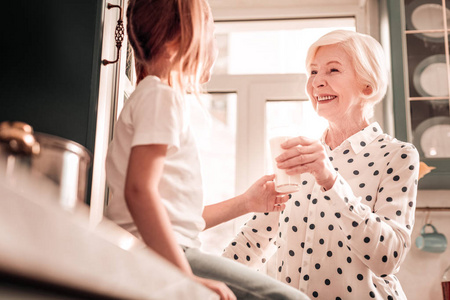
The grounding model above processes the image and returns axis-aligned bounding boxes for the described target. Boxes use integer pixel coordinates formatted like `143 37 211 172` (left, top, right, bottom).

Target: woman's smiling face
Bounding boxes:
306 44 367 123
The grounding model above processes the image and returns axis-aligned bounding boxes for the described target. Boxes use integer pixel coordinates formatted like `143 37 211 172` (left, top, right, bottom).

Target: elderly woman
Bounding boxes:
223 30 419 300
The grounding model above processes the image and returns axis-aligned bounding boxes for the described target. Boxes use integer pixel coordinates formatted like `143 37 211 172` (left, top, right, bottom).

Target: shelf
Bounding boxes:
405 29 447 35
409 97 450 101
416 206 450 211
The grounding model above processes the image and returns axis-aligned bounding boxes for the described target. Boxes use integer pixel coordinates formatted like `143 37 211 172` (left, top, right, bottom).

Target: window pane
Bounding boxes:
190 93 237 204
213 18 356 75
266 100 328 137
189 93 237 255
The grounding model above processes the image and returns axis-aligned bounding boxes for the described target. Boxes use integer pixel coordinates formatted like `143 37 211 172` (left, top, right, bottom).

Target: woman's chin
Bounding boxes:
316 108 338 122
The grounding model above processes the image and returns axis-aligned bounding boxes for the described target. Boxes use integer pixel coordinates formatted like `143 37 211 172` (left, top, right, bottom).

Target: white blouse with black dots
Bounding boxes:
223 122 420 300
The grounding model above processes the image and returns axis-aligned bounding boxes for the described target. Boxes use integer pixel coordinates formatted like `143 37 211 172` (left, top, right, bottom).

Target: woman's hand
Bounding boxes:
276 136 337 190
194 276 236 300
243 174 290 213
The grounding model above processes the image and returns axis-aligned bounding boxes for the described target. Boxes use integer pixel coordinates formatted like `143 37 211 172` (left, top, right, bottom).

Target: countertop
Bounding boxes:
0 174 218 299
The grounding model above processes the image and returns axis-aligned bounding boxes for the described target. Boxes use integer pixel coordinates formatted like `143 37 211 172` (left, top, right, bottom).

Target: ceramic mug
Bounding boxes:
415 224 447 253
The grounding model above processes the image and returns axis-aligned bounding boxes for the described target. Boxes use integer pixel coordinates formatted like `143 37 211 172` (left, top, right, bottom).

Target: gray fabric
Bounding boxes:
184 247 310 300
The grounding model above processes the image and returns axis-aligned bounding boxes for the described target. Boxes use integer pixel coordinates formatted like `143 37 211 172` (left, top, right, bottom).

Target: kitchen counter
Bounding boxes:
0 176 218 299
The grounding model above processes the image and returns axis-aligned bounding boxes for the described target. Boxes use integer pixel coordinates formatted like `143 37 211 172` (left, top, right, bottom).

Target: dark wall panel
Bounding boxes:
2 0 103 152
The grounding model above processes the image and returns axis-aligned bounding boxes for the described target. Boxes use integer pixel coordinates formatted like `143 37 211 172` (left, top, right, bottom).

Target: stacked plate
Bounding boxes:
413 116 450 158
406 0 450 42
413 54 448 97
406 0 450 97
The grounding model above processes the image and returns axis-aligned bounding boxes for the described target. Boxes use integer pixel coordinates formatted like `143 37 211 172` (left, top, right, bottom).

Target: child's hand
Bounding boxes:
243 174 290 213
194 276 236 300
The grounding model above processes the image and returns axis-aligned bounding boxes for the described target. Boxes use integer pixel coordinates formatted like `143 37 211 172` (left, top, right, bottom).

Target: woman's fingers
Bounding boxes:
272 135 337 189
276 142 322 163
285 160 318 175
280 135 314 149
277 151 319 169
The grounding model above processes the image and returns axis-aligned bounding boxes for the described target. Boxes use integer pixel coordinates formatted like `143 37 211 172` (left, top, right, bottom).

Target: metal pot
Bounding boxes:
0 121 92 210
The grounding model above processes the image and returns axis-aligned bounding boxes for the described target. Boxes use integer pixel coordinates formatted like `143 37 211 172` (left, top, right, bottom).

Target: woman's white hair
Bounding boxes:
305 30 389 119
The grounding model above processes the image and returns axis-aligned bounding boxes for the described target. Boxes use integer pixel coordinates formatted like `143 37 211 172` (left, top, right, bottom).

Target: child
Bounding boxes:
105 0 309 299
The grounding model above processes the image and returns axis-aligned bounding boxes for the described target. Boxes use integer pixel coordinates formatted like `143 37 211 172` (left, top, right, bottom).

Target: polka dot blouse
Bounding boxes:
223 123 420 300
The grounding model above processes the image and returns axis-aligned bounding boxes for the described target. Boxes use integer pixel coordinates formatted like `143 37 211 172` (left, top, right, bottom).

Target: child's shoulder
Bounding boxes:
136 76 174 94
131 76 178 103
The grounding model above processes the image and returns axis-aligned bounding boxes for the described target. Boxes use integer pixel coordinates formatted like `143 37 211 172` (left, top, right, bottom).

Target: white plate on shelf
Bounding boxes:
413 116 450 158
406 0 450 42
413 54 449 97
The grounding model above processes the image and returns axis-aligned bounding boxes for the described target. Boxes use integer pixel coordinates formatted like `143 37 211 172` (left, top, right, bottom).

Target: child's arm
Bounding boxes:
126 144 236 299
202 174 289 229
125 144 192 273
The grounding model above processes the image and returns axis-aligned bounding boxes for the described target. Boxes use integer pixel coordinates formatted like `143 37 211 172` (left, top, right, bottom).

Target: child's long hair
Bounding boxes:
127 0 209 96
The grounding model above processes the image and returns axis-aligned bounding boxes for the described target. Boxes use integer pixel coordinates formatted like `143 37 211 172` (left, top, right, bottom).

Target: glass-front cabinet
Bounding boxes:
384 0 450 189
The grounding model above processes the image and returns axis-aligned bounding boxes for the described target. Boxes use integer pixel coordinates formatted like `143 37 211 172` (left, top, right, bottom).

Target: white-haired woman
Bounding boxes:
223 30 419 299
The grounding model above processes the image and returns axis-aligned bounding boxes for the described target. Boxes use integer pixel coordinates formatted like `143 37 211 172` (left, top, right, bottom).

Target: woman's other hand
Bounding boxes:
243 174 290 213
276 136 337 190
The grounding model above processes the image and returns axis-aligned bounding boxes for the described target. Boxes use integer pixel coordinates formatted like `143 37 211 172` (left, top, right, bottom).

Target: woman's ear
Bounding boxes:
363 84 373 96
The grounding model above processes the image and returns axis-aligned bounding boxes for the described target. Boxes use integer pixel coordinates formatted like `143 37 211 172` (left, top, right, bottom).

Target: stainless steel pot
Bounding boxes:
0 121 92 210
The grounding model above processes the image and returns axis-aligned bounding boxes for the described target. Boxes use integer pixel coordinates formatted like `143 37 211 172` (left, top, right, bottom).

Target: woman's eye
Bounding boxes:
330 68 339 72
310 70 318 75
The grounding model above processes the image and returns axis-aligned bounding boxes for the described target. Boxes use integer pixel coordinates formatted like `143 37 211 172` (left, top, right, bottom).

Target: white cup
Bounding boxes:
269 135 302 193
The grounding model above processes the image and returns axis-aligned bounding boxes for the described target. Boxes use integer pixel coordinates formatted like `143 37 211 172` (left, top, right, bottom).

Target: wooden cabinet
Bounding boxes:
382 0 450 189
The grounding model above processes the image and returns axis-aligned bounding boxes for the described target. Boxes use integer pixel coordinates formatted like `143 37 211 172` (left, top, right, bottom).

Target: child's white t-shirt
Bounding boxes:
105 76 205 248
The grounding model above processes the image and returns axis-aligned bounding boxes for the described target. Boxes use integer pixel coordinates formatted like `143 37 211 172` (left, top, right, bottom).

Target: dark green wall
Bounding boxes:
2 0 104 153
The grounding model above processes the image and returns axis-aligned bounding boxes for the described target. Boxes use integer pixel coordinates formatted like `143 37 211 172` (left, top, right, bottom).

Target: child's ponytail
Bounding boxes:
126 0 147 83
126 0 209 96
172 0 205 96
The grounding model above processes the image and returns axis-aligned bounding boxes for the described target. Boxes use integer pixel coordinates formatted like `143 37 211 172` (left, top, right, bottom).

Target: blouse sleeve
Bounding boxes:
222 211 280 269
322 144 419 276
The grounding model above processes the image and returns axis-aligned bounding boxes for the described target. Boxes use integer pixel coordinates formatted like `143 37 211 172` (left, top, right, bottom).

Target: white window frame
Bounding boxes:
211 2 375 36
206 74 308 195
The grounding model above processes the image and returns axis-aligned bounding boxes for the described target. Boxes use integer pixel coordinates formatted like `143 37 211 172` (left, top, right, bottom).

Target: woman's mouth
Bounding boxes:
317 95 336 102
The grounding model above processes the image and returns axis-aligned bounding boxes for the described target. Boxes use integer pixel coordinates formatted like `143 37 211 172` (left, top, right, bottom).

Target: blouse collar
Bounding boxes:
321 122 384 154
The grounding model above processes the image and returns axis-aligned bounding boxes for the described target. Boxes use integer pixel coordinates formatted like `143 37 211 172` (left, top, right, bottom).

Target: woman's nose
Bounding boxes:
313 73 326 87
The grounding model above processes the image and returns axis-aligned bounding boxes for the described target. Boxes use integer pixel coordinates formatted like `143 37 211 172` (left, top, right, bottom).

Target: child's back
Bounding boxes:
106 76 204 248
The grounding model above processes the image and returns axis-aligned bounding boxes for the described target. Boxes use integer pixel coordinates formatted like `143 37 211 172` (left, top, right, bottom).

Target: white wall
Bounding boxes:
397 189 450 300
